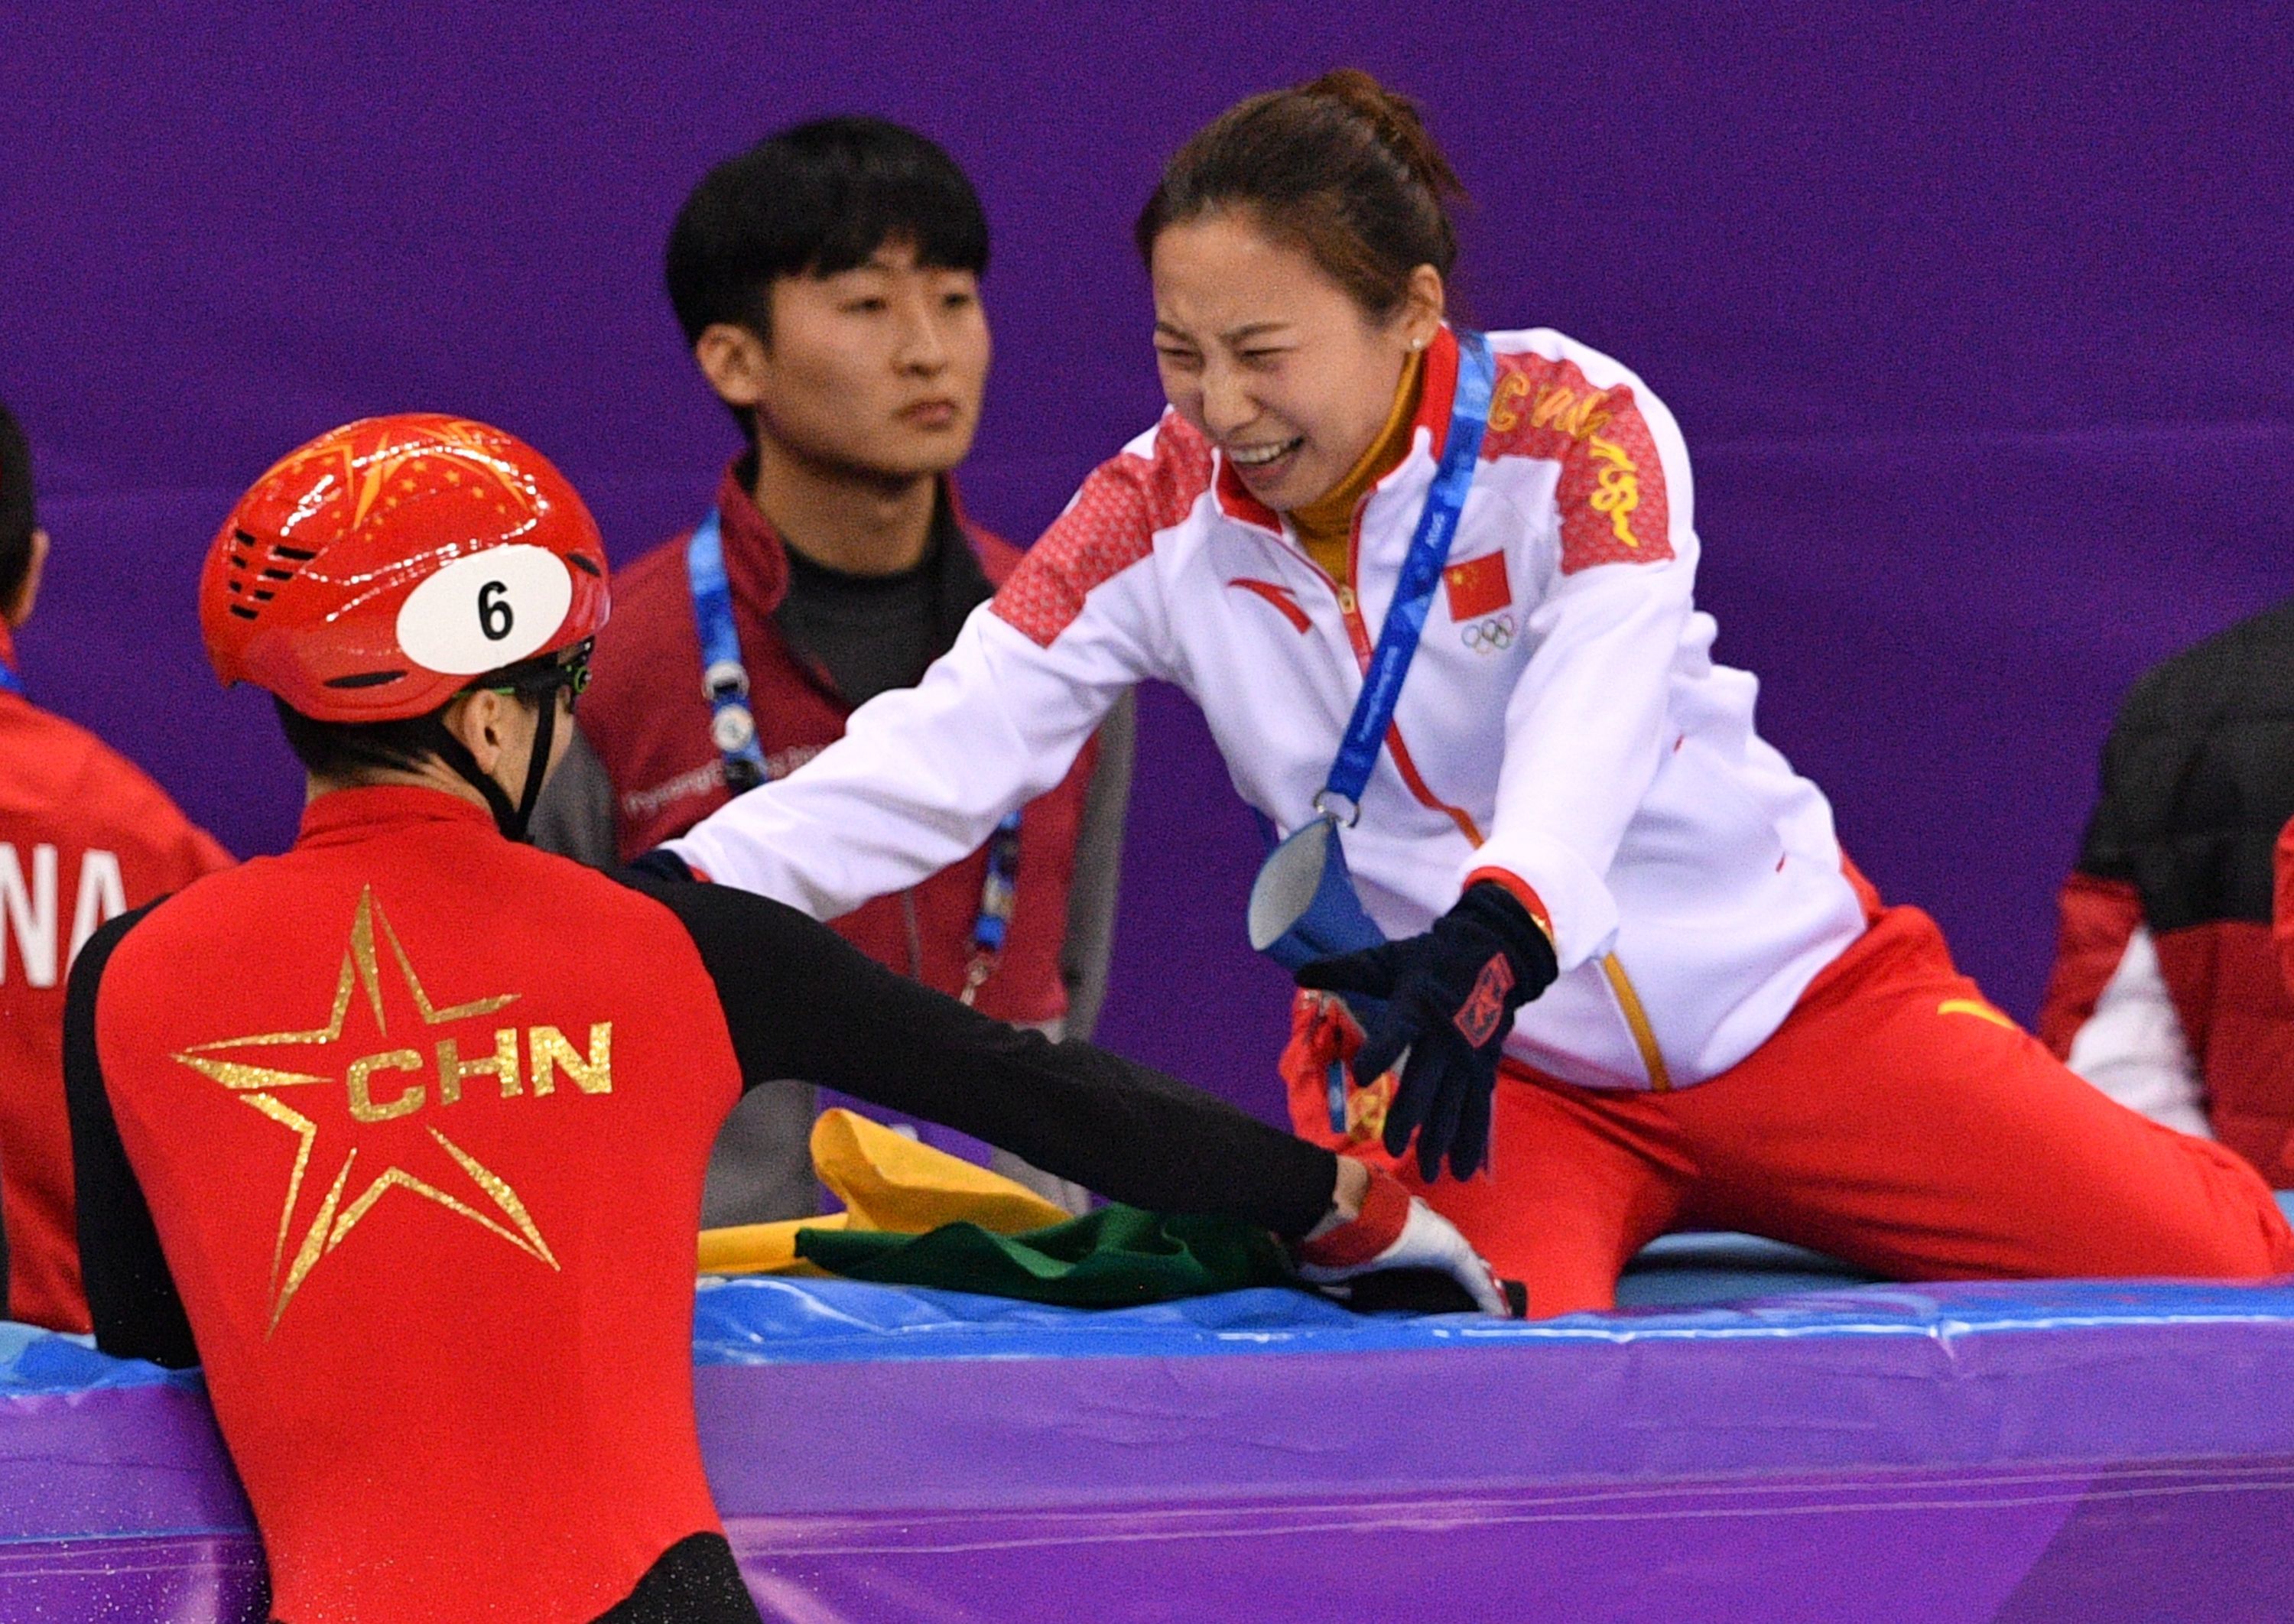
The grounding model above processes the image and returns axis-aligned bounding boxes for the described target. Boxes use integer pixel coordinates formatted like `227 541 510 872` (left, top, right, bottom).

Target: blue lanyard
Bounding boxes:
687 509 771 795
1314 331 1496 824
960 810 1024 1006
684 505 1023 996
0 654 21 697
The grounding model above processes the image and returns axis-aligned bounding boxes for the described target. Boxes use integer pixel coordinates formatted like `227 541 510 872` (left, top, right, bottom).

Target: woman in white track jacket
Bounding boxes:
668 70 2289 1314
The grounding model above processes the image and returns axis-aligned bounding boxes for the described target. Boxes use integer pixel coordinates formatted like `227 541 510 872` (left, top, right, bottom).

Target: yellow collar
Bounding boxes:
1290 350 1426 579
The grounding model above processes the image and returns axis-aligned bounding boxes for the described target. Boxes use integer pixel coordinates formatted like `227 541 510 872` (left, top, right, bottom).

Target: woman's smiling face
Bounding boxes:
1149 209 1441 513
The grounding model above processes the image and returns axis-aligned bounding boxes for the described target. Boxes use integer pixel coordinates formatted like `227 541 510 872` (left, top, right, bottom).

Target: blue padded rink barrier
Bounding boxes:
5 1207 2294 1622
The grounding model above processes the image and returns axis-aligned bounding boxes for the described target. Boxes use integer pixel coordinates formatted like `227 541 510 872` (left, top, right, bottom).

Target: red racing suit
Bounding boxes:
65 785 1336 1623
0 623 230 1330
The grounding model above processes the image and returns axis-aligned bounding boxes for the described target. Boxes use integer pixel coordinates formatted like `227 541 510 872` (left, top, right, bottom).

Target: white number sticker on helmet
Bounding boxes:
396 546 574 674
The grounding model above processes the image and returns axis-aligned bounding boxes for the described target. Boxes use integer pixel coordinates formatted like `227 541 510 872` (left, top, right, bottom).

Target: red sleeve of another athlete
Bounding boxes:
2035 871 2145 1060
180 824 234 879
138 804 232 896
2276 817 2294 999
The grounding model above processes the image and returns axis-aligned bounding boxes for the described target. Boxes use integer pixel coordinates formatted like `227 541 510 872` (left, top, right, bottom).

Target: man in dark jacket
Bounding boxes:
2038 598 2294 1184
535 119 1127 1220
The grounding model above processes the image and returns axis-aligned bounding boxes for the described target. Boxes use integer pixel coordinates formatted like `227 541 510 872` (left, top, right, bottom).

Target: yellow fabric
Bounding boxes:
814 1107 1071 1231
696 1108 1072 1275
1289 349 1426 586
697 1211 843 1278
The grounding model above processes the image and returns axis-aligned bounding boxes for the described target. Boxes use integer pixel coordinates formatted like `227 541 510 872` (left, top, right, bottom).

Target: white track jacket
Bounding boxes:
672 327 1870 1092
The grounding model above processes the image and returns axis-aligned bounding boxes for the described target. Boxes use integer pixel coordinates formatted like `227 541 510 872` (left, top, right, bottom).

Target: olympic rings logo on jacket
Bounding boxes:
1461 613 1516 654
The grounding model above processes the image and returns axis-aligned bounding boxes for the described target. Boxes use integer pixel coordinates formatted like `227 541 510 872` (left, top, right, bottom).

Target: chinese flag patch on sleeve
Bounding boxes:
1443 553 1511 622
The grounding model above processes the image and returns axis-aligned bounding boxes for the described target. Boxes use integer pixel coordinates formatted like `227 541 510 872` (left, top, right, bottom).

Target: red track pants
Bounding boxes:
1289 906 2293 1317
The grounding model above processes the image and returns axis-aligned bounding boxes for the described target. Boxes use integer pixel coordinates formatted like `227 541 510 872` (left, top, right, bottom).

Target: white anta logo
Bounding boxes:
396 546 573 675
0 844 126 988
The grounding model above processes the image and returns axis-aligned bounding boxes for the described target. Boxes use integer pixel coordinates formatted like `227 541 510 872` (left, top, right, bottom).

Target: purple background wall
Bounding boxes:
5 3 2289 1120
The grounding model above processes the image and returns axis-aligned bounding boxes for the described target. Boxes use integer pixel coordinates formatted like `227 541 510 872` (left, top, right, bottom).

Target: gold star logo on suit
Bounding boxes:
172 886 557 1334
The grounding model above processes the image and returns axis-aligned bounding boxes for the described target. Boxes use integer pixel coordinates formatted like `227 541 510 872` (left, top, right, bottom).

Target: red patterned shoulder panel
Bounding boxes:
1481 352 1674 575
993 417 1214 647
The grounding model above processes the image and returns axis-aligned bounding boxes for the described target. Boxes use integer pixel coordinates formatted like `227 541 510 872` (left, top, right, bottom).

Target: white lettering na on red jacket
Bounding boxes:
671 327 1869 1091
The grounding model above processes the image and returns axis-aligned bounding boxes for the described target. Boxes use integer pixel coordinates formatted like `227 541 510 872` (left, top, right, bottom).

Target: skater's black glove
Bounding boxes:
1295 881 1558 1181
623 847 694 883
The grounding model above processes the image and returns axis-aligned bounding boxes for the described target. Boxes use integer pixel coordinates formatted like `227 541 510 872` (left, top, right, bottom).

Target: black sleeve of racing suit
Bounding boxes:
64 902 200 1369
616 869 1339 1239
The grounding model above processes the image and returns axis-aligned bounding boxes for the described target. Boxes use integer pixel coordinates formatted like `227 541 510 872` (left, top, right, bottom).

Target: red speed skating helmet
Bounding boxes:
201 414 609 722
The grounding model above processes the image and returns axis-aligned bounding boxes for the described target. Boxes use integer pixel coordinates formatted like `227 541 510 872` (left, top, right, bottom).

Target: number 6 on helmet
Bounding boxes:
200 414 609 723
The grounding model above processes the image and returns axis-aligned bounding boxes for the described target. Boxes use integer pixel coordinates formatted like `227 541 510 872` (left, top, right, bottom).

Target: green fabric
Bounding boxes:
794 1204 1292 1307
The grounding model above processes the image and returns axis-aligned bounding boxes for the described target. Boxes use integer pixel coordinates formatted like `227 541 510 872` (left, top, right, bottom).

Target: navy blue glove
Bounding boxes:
1295 882 1558 1181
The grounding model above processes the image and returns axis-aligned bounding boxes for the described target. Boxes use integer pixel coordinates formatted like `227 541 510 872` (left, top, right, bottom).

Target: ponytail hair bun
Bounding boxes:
1296 69 1464 211
1136 69 1466 320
